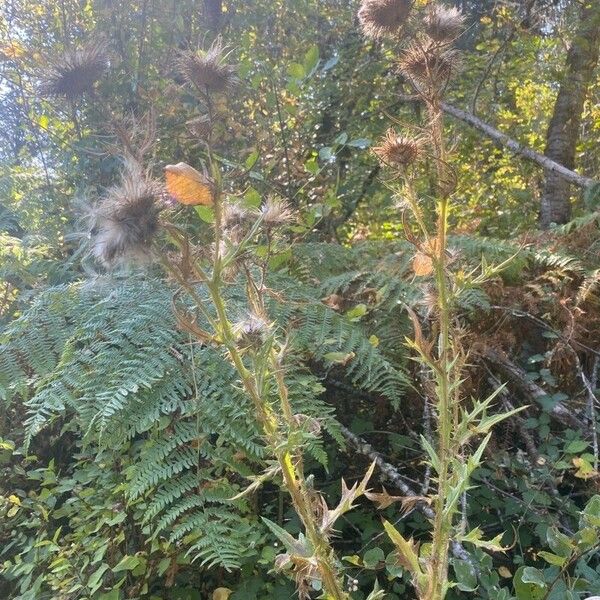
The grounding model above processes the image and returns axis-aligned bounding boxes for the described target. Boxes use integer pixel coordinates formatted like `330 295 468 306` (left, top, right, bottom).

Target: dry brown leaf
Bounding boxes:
413 251 433 276
365 487 405 510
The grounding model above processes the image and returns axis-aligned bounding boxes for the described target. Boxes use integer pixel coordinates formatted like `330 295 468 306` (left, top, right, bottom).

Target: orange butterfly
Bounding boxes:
165 162 214 206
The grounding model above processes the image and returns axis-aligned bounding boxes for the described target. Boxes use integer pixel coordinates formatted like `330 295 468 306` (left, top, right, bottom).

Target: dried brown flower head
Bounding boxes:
425 5 465 42
358 0 412 39
39 39 109 100
260 197 294 228
398 39 459 86
91 160 162 267
186 114 213 140
222 202 258 244
373 129 422 167
177 37 237 94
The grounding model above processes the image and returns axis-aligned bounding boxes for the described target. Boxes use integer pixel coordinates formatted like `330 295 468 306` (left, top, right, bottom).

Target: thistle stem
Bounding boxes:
206 275 348 600
428 96 454 600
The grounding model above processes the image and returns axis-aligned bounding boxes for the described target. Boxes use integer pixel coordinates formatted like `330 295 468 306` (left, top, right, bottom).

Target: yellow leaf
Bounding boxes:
212 588 233 600
572 457 598 480
498 566 512 578
8 494 21 505
165 162 214 206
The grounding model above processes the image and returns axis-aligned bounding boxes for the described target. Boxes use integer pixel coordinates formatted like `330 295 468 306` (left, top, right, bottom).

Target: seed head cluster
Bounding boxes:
90 160 162 267
260 197 294 228
39 39 109 100
358 0 412 39
222 202 257 244
424 5 465 43
398 39 459 86
373 129 422 168
177 37 238 94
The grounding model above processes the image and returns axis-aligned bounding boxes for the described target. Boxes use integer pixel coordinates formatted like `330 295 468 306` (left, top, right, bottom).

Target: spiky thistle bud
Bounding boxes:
39 38 109 100
398 39 459 87
424 5 465 43
177 37 238 94
358 0 412 39
260 197 294 229
90 160 162 267
373 129 423 168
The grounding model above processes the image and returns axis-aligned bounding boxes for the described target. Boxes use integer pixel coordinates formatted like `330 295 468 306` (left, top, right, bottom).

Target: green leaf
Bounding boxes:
304 157 319 175
546 527 574 557
363 547 385 569
243 187 261 208
382 520 423 577
538 551 567 567
97 590 120 600
334 132 348 145
288 62 305 79
420 435 440 474
194 205 215 223
244 150 259 170
319 146 333 161
458 527 507 552
303 45 320 74
261 517 309 556
513 566 546 600
347 138 371 149
581 495 600 528
452 558 478 592
565 440 588 453
323 351 355 364
345 303 367 321
521 567 547 587
112 555 141 573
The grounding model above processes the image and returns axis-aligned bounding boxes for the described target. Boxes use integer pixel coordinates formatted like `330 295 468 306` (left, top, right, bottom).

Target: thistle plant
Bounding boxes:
87 37 377 600
362 2 523 598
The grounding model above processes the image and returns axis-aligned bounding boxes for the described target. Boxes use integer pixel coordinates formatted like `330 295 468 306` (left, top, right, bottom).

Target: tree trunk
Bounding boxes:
540 2 600 228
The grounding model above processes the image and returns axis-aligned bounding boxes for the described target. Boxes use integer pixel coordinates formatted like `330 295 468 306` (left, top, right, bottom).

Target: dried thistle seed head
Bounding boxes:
398 40 459 86
39 38 109 100
260 197 294 228
233 314 271 350
373 129 422 167
222 202 255 230
90 160 163 267
177 37 238 94
222 202 257 244
421 284 438 316
186 114 213 140
358 0 412 39
425 5 465 43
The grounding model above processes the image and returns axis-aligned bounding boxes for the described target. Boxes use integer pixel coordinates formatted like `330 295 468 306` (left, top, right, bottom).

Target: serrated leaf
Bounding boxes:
382 520 423 576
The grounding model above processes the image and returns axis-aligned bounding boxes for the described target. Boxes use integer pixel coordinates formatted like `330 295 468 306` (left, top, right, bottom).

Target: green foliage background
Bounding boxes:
1 1 600 599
